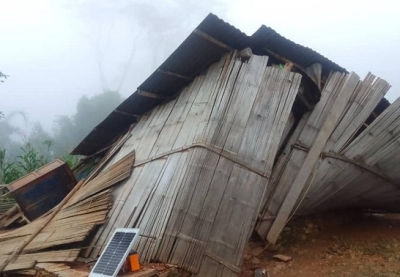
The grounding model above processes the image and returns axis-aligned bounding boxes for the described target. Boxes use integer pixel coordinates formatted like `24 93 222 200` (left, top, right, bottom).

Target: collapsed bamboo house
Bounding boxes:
1 13 399 277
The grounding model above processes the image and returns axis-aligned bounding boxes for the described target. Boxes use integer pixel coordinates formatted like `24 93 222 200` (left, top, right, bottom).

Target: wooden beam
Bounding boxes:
266 72 360 244
292 144 400 189
259 215 276 221
137 90 170 100
157 69 194 81
265 48 321 90
323 152 400 189
114 109 140 119
265 48 304 71
305 63 322 89
193 29 233 51
284 62 294 72
238 47 252 60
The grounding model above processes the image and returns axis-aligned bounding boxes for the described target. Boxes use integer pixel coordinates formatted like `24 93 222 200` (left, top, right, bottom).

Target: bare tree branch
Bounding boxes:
0 71 8 83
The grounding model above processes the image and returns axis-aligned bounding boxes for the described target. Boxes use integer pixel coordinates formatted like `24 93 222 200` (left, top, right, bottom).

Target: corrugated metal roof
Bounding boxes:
72 13 349 156
249 25 346 75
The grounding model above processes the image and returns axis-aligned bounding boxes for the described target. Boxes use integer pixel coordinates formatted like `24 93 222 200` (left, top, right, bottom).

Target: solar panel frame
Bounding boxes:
89 228 140 277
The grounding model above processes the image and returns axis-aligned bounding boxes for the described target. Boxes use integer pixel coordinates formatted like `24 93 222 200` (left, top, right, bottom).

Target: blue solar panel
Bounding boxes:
89 228 140 277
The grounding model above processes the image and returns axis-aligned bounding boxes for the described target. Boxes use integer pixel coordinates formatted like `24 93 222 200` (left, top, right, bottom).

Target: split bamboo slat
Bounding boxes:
0 135 135 273
256 72 349 239
291 75 392 214
300 96 400 214
18 262 89 277
256 71 391 243
266 72 361 243
3 261 36 272
83 52 302 277
0 249 80 272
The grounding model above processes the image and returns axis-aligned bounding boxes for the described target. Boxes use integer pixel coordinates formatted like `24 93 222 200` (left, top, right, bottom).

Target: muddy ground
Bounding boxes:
241 212 400 277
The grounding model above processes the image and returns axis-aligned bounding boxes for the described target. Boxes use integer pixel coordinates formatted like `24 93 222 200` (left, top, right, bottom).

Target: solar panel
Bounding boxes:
89 228 140 277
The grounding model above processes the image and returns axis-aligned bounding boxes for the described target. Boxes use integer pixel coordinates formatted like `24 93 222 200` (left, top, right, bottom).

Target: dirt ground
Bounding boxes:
241 212 400 277
9 212 398 277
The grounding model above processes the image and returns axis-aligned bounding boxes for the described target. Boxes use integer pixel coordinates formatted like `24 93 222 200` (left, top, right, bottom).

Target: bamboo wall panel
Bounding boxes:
296 96 400 215
85 53 302 276
257 71 391 243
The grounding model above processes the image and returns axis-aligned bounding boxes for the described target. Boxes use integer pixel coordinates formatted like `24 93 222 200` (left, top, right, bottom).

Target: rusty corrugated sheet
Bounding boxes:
72 13 349 156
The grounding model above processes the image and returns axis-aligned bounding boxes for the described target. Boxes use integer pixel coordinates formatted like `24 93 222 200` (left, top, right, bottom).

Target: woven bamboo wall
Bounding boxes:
84 52 302 276
257 71 392 243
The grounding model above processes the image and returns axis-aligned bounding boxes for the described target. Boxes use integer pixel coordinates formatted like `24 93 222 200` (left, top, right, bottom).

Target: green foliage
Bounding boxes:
0 139 81 185
0 141 53 184
0 149 23 184
16 141 51 174
60 153 80 169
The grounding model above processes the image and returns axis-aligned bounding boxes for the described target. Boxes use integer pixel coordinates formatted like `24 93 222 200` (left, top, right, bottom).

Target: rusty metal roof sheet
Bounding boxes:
72 13 348 156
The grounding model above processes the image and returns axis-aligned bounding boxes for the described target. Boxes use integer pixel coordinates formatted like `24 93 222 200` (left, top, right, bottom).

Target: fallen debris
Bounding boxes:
249 246 264 257
7 159 77 221
0 134 135 272
272 254 293 262
0 204 29 229
254 267 269 277
251 257 261 265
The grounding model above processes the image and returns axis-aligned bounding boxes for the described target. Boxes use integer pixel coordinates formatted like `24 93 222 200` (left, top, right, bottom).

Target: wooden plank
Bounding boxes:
165 55 240 272
157 69 194 81
257 72 346 239
197 62 301 276
137 90 170 100
3 261 36 272
267 72 360 243
114 109 141 119
193 29 233 51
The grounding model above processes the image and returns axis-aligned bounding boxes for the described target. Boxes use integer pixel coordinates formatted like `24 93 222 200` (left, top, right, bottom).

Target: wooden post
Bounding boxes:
266 72 360 243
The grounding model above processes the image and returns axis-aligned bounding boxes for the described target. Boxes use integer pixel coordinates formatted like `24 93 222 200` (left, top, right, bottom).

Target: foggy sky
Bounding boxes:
1 0 399 133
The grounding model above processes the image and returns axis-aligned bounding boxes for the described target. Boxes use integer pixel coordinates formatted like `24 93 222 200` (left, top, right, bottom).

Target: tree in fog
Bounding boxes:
0 71 8 118
52 90 123 156
65 0 225 94
0 91 122 161
27 123 53 155
0 71 8 83
0 112 28 159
